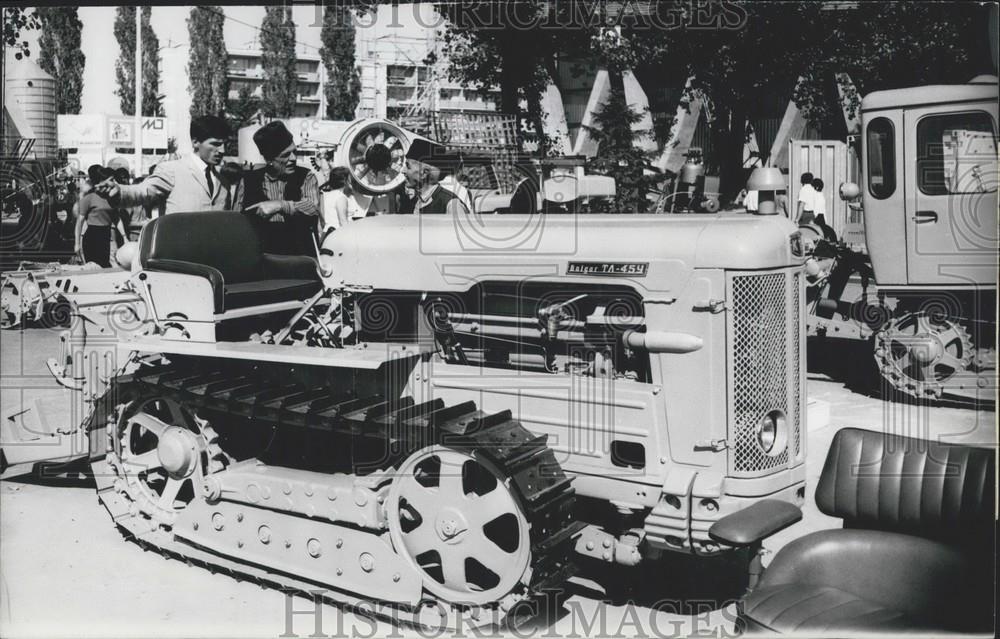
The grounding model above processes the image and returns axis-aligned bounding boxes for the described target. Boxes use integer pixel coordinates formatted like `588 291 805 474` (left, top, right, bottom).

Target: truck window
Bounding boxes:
866 118 895 199
916 112 997 195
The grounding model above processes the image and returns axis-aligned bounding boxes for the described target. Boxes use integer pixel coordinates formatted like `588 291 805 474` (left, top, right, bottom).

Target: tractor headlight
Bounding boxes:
757 410 786 455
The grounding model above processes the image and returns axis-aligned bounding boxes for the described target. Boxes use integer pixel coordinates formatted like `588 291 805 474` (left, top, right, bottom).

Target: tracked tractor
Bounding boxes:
803 78 997 404
27 118 807 628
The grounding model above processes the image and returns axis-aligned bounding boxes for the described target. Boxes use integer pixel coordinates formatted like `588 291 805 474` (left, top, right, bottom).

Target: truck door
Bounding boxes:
904 103 998 284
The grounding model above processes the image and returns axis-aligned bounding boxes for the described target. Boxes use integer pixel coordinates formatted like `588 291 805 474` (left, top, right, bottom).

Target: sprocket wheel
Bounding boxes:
387 446 532 609
874 311 975 399
107 395 230 527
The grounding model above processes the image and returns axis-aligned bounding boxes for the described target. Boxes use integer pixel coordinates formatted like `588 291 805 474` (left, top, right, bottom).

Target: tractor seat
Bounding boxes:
739 428 995 634
138 211 321 314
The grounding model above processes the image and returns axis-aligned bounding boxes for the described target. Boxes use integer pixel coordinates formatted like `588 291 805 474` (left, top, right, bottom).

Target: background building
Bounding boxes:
226 48 323 118
355 4 500 122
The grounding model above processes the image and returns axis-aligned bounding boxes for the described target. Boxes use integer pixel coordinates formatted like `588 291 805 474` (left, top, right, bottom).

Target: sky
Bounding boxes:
19 6 326 117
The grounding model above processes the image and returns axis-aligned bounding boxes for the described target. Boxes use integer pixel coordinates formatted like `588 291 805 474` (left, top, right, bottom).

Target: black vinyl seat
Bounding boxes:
138 212 321 313
739 428 995 634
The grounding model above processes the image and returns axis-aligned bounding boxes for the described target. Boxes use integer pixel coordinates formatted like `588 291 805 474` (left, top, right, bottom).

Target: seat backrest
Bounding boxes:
816 427 994 544
138 212 262 283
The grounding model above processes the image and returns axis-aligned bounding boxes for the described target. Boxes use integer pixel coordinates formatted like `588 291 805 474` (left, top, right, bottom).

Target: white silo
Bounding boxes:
4 54 58 158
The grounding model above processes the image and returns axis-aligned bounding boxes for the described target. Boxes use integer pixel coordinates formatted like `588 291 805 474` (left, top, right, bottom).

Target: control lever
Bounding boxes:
538 294 587 339
538 294 586 373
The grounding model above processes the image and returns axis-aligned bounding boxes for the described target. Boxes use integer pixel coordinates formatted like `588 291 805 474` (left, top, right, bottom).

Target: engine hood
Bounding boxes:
323 213 801 292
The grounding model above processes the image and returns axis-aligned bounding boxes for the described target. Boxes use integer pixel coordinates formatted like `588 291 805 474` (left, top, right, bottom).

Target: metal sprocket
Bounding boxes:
106 395 231 527
874 311 975 399
90 362 582 630
387 446 532 609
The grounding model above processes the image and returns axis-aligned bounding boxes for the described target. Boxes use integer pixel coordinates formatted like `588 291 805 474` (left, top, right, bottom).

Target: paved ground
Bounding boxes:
0 327 995 638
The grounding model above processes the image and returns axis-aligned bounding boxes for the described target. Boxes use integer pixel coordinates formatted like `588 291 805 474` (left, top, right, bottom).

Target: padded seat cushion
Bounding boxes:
745 522 993 634
742 584 923 633
139 211 264 283
224 279 321 311
739 429 995 635
138 212 322 313
816 427 994 543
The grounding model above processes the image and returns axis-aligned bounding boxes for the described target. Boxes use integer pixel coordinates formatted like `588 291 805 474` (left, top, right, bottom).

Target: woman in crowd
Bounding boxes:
74 165 116 267
320 166 365 238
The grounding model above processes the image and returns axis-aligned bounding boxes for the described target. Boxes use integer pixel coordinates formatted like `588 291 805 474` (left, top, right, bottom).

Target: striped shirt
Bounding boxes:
256 171 321 222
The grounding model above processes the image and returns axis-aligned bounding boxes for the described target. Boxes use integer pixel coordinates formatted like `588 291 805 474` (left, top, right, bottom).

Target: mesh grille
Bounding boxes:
729 271 801 475
791 272 802 460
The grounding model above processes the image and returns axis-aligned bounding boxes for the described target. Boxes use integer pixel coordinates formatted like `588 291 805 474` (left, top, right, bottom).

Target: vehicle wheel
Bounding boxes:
387 445 532 607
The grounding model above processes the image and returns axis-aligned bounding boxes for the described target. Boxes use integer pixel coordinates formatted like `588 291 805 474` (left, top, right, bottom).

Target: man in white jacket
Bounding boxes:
93 115 236 214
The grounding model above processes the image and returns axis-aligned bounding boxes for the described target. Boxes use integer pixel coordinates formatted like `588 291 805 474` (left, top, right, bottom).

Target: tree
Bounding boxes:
187 6 229 118
613 2 991 201
792 3 989 127
610 3 824 202
319 4 361 120
433 2 598 152
3 7 41 60
260 6 297 118
36 8 86 114
583 85 656 213
113 6 163 117
225 85 262 154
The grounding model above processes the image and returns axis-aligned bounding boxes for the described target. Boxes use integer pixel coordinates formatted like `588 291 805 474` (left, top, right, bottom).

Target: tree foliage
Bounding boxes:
363 2 995 202
36 7 86 114
791 3 989 127
187 6 229 119
619 1 993 200
583 85 655 213
225 85 262 154
320 4 361 120
260 6 297 118
3 7 41 60
113 6 163 117
432 1 597 151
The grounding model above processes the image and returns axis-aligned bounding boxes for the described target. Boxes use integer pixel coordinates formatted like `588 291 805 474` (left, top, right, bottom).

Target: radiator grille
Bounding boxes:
728 270 802 475
791 271 802 460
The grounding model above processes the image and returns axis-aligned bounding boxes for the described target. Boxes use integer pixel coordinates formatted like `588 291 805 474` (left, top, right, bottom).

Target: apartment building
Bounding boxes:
226 48 323 118
355 4 500 120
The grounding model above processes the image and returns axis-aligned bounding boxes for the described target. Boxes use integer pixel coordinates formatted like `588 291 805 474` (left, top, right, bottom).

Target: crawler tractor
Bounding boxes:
803 79 997 403
35 119 807 628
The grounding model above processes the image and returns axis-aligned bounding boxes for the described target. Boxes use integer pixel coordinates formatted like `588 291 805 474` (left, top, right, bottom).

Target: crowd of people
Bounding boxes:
2 160 149 265
84 115 474 260
1 113 479 267
12 114 840 268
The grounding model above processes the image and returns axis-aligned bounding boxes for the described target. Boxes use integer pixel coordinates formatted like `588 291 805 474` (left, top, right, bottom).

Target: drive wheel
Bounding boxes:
874 311 974 399
107 395 229 526
387 446 532 607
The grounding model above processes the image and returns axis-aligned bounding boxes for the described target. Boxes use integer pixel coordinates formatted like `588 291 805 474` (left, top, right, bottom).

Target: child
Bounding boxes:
811 178 837 241
796 172 816 224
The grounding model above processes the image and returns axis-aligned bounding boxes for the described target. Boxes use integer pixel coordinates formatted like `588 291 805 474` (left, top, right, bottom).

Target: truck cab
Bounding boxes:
861 78 998 287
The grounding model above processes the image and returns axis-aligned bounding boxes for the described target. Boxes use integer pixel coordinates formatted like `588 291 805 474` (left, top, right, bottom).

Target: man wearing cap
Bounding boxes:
242 121 321 255
402 138 469 216
93 115 235 215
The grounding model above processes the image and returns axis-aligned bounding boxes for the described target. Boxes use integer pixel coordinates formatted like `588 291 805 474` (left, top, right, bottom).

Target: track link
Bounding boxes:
88 357 584 629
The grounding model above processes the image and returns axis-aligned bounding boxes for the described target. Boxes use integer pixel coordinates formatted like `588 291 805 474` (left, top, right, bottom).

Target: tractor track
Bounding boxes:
87 357 585 630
